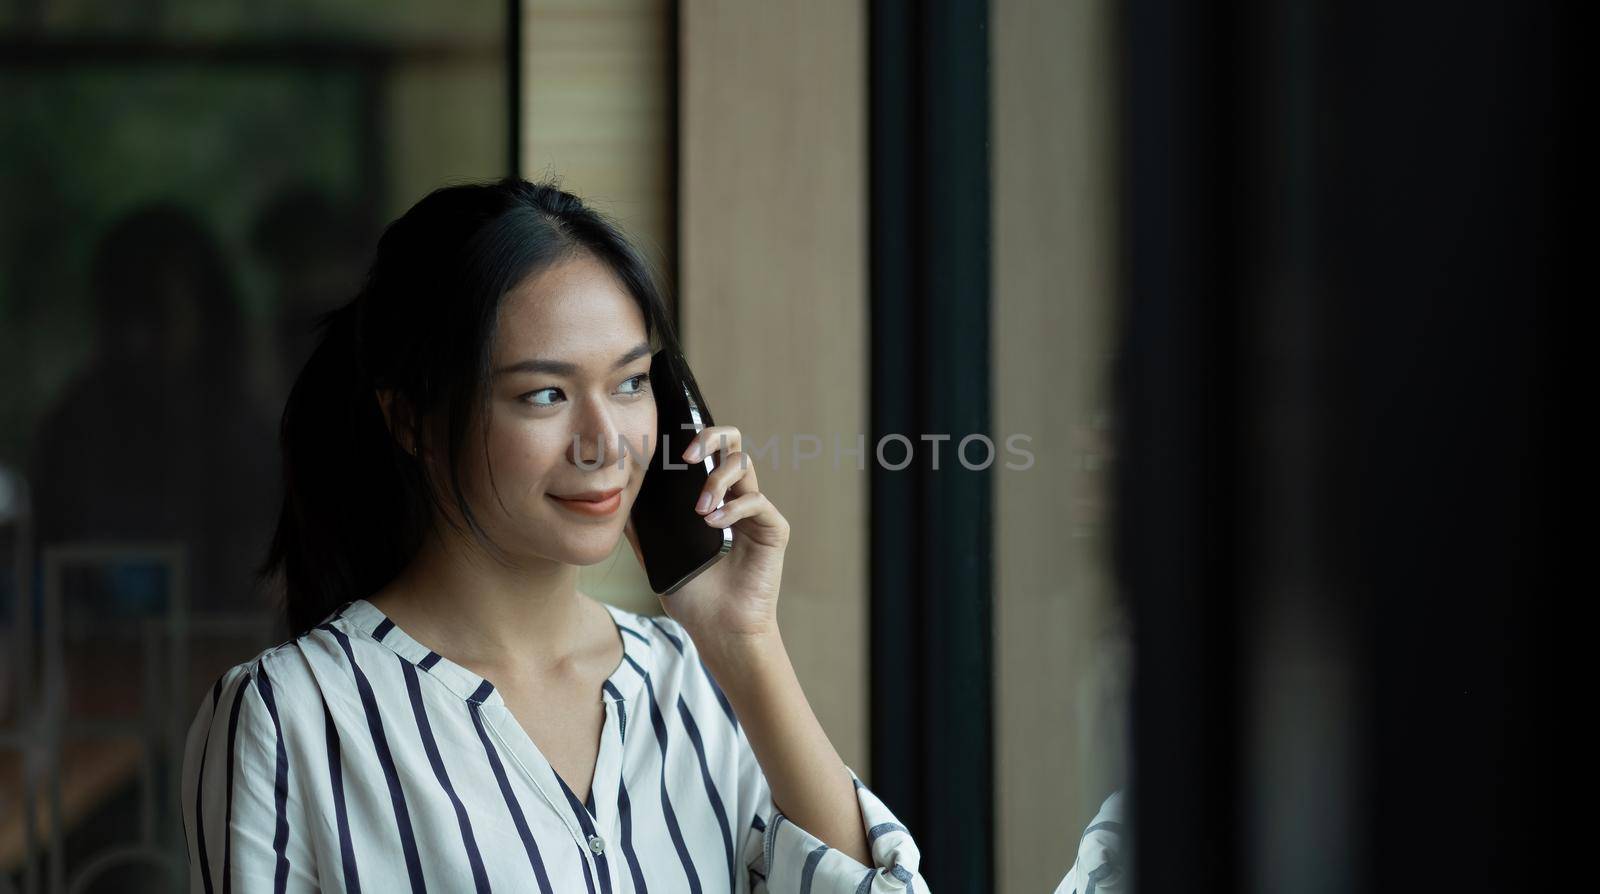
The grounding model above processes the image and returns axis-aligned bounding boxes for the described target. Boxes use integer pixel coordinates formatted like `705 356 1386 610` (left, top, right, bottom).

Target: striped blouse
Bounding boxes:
1051 792 1124 894
181 597 930 893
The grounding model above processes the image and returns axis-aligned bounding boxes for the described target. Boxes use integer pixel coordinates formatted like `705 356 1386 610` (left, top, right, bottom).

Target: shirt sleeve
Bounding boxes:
735 738 930 893
181 659 320 893
1052 790 1126 894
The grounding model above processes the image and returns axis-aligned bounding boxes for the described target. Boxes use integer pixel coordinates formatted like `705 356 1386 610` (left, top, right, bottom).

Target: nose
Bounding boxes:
567 395 622 469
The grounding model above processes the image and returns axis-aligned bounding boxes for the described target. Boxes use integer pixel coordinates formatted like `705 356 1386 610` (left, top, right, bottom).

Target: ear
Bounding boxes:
375 387 419 455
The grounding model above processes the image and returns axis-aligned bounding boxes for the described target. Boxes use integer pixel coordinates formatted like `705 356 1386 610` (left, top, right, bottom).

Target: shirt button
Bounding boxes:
587 834 606 855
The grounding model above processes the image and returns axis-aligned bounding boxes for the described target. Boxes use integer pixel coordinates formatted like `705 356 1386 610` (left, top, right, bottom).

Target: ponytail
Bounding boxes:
257 298 424 638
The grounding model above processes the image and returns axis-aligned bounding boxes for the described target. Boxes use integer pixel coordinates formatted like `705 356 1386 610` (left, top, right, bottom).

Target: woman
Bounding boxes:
180 178 929 893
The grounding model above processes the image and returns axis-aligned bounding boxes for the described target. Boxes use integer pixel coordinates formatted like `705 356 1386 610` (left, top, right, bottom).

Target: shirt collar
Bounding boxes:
326 597 653 706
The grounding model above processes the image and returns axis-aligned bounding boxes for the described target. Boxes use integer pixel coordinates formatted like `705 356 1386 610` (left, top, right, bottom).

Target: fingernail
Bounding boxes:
706 509 724 523
684 443 701 462
696 491 712 512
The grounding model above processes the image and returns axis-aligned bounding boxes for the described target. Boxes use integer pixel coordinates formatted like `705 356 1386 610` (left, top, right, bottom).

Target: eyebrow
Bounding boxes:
493 341 653 378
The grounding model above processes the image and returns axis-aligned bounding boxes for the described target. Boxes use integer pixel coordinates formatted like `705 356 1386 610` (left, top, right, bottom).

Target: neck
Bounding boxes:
369 522 595 675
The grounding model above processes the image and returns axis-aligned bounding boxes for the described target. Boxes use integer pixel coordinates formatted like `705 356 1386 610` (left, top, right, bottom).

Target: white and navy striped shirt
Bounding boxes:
1052 792 1124 894
181 597 929 893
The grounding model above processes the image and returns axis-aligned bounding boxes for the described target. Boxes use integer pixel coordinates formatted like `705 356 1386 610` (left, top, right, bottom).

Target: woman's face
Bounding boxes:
456 251 657 567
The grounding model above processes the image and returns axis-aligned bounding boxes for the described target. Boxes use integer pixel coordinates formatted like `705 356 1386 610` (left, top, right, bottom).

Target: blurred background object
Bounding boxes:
1115 1 1561 891
1 1 510 889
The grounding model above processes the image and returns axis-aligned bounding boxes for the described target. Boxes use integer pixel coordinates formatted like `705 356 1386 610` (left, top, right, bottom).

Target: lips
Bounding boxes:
550 487 624 502
547 486 625 517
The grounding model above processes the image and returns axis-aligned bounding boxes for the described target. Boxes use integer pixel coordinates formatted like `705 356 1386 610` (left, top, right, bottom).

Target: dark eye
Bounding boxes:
620 373 651 396
522 387 564 407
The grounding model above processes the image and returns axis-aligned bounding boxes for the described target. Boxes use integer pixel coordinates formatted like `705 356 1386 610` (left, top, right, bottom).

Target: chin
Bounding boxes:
550 534 625 567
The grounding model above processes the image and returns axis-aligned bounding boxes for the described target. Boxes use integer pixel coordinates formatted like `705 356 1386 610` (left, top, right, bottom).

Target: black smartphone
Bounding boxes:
630 348 734 595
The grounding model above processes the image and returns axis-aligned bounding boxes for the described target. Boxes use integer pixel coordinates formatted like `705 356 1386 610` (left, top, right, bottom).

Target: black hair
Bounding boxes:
258 177 681 638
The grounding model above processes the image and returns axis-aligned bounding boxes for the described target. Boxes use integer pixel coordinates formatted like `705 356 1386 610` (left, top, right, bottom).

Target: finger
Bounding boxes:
702 491 785 535
695 450 757 514
720 447 759 499
682 425 741 463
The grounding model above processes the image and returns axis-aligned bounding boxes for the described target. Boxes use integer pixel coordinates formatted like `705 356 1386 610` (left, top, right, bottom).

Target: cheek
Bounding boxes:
478 424 567 490
626 406 658 467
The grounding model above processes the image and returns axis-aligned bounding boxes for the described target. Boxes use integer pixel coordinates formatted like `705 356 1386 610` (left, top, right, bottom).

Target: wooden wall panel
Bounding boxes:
679 0 870 774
